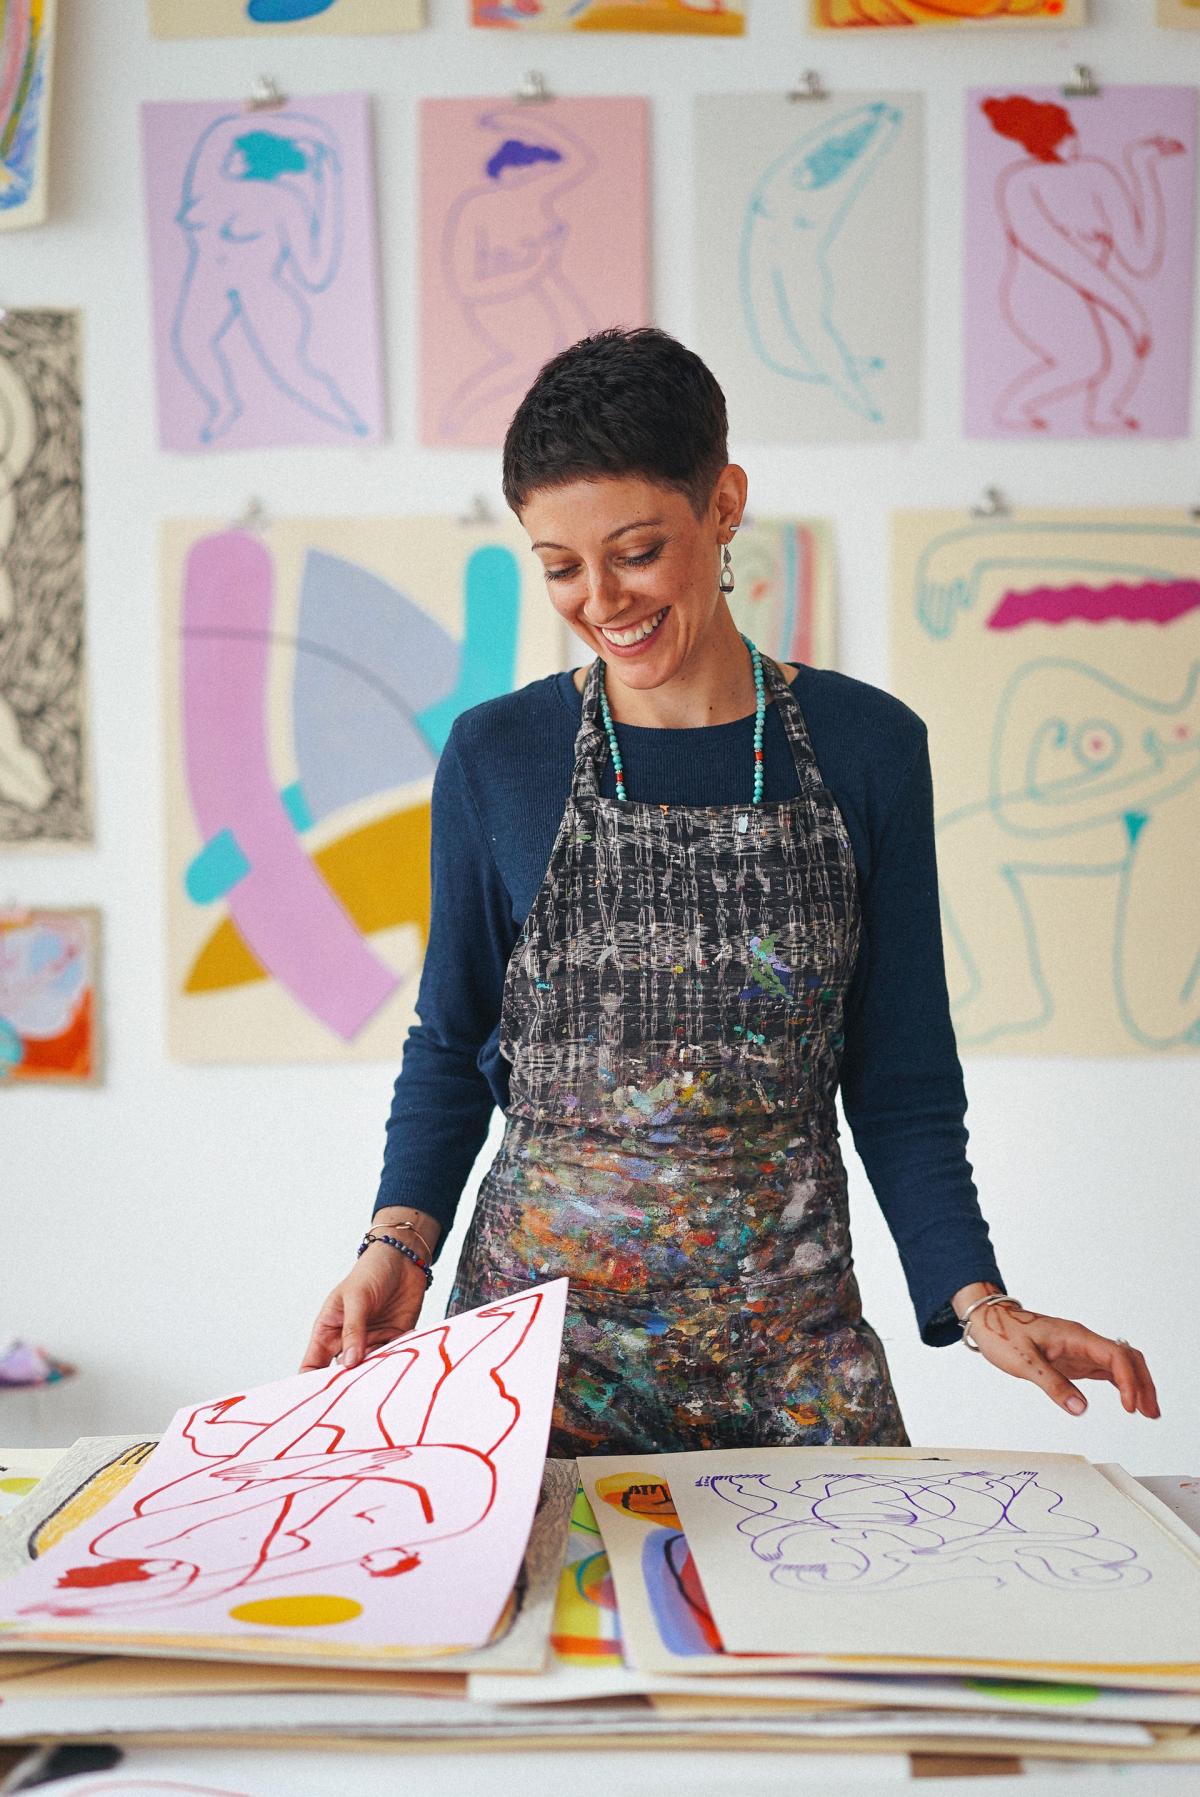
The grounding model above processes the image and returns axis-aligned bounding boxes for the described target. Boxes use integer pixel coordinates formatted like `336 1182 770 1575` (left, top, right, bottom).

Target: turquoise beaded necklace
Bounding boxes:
597 632 766 806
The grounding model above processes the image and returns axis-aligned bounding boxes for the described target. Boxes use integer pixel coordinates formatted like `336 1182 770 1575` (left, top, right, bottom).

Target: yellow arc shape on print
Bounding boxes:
31 1444 158 1559
229 1595 364 1629
0 1478 39 1498
594 1472 680 1528
577 6 743 30
185 803 432 995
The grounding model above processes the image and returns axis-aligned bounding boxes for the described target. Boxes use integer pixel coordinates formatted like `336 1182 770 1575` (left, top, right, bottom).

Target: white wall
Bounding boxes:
3 0 1197 1471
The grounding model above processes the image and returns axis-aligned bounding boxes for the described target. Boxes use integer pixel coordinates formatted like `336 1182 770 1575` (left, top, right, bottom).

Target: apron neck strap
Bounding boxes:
570 650 823 800
570 658 609 800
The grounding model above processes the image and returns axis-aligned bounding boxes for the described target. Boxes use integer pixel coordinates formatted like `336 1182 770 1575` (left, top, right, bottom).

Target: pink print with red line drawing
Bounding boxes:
964 87 1197 440
0 1282 566 1650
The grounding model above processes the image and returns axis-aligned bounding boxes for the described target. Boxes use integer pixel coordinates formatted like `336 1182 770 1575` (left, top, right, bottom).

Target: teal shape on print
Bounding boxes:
247 0 338 21
0 1018 24 1077
417 547 520 754
1123 810 1149 847
280 781 313 832
186 828 251 904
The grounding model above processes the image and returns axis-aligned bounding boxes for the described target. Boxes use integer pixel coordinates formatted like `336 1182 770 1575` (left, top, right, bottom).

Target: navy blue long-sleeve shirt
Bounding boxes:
375 663 1004 1347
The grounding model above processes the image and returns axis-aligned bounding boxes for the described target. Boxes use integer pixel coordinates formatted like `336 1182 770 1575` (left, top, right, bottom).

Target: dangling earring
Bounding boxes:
719 540 735 594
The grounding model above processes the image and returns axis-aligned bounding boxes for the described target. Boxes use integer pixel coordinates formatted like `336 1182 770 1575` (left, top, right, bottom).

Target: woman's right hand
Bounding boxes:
300 1211 441 1372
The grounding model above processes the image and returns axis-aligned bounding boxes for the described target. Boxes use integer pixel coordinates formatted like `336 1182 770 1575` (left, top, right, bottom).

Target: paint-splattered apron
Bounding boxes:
449 656 907 1455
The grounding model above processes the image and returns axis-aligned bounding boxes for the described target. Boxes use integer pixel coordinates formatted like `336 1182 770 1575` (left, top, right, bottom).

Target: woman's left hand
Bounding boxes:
954 1293 1160 1419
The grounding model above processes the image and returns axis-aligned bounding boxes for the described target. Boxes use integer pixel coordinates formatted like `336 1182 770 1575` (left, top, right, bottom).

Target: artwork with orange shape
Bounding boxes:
0 908 100 1086
162 515 566 1063
0 1281 568 1662
550 1488 624 1665
471 1 744 32
811 0 1082 26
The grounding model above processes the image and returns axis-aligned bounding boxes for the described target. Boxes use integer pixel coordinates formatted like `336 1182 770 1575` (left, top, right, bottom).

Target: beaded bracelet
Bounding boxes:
357 1230 433 1289
388 1220 435 1263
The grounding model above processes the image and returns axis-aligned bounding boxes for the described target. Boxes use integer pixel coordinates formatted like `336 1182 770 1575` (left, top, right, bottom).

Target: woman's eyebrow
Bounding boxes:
531 518 664 552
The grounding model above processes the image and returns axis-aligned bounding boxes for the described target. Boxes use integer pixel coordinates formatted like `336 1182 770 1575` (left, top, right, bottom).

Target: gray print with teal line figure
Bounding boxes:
171 112 367 444
740 103 902 424
913 518 1200 1051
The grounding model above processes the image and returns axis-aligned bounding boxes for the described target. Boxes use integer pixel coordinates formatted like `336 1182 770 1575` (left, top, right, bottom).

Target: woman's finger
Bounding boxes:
1124 1345 1161 1419
1019 1344 1088 1415
300 1303 343 1373
1108 1343 1140 1414
340 1290 371 1369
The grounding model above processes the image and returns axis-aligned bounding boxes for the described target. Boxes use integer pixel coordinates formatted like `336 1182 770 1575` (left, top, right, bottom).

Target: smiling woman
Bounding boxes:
304 327 1160 1454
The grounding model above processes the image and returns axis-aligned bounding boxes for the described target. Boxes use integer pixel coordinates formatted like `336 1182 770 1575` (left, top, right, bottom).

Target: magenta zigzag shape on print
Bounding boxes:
987 580 1200 632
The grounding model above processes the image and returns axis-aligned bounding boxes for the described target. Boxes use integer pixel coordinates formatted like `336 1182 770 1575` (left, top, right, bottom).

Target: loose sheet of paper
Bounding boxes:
964 86 1197 440
695 93 923 443
141 93 385 453
810 0 1084 27
0 1283 566 1658
0 910 101 1084
891 507 1200 1058
0 0 57 230
148 0 423 34
470 1 745 29
420 97 649 448
604 1447 1200 1668
0 310 90 846
161 514 568 1063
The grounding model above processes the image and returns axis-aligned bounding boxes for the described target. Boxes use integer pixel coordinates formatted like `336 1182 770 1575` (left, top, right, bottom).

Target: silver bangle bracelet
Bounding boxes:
957 1292 1023 1353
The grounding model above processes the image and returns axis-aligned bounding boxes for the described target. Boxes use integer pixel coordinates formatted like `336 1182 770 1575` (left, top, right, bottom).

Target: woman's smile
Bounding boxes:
598 606 670 654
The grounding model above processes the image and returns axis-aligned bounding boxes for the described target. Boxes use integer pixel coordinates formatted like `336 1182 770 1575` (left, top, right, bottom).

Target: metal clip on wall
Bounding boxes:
970 487 1010 519
1062 65 1100 99
789 72 828 102
517 71 552 104
246 75 287 112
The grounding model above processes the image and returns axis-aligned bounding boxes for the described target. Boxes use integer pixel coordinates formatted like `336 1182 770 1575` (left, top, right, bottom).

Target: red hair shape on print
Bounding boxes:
981 95 1076 163
57 1558 158 1589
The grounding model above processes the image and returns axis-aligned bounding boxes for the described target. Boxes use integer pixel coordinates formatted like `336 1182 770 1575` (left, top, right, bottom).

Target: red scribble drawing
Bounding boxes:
981 95 1184 434
20 1289 555 1628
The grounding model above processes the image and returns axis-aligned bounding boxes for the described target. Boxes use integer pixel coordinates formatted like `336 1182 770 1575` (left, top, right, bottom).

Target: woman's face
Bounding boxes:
520 469 745 691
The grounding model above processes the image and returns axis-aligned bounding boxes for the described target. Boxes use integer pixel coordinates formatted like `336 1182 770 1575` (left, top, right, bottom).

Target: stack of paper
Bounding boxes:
1 1298 1199 1768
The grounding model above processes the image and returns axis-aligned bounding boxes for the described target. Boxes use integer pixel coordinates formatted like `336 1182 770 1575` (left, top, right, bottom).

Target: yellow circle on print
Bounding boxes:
229 1594 363 1628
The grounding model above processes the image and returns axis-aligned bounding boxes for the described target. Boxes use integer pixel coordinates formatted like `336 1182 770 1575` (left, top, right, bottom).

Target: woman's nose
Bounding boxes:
580 565 627 623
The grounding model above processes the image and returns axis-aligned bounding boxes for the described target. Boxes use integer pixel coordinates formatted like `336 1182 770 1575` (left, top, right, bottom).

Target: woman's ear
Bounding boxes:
712 462 749 538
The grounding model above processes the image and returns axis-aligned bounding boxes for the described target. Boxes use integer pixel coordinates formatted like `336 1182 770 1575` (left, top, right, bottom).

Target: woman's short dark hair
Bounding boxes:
502 328 729 518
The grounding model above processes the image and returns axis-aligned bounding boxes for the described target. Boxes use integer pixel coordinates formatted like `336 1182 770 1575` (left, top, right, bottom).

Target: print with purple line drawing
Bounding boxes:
163 515 566 1064
140 93 384 453
420 97 649 448
892 511 1200 1056
697 1468 1148 1595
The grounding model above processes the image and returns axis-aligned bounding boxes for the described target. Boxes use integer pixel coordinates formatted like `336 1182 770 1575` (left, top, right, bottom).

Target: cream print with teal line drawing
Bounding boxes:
696 93 923 443
892 511 1200 1056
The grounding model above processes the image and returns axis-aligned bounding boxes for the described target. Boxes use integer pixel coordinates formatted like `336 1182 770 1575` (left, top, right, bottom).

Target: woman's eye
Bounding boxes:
621 544 664 568
543 565 580 583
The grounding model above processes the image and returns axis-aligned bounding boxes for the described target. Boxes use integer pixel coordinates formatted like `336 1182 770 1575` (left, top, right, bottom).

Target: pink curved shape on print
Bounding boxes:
181 530 398 1040
987 579 1200 631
